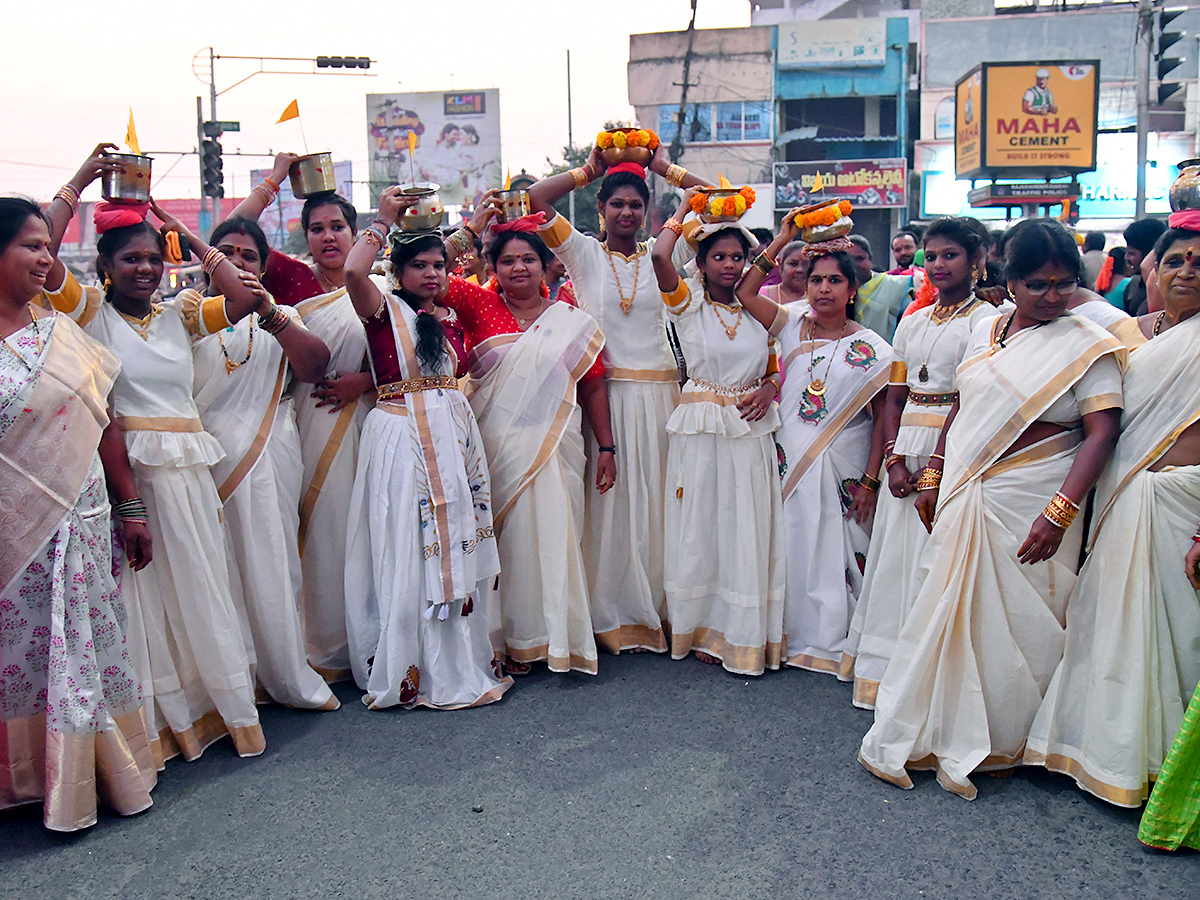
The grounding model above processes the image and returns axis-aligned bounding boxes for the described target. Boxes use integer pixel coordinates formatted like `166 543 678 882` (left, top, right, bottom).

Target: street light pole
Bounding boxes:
196 96 210 236
1136 0 1153 219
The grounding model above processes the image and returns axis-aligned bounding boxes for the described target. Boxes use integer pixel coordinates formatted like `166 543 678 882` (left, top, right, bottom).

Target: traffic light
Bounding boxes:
200 139 224 199
317 55 370 69
1155 7 1187 105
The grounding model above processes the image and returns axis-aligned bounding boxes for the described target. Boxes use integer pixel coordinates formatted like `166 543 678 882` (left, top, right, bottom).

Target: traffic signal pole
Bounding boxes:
196 96 210 237
1136 0 1152 219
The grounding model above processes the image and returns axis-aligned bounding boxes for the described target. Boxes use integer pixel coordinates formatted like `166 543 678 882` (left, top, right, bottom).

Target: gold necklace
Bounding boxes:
313 266 341 293
705 290 743 340
805 314 849 396
118 304 162 341
504 293 547 330
604 244 641 315
217 321 254 375
915 294 979 383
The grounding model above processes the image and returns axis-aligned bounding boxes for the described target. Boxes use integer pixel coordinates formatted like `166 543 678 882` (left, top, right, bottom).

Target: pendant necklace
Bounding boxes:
217 320 254 375
705 290 743 340
915 294 978 383
1 315 41 371
118 304 162 341
805 314 848 396
604 244 641 315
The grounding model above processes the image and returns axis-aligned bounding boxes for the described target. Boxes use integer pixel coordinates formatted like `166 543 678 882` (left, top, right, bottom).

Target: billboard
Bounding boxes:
774 158 907 210
955 61 1099 179
366 89 501 208
251 161 353 250
777 19 887 69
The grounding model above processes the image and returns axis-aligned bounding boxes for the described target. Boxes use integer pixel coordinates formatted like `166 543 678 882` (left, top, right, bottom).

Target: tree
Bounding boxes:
542 121 632 236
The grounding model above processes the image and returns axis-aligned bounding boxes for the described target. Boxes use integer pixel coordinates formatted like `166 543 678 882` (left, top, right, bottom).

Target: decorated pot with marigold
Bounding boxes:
596 128 660 167
689 185 758 224
793 199 854 242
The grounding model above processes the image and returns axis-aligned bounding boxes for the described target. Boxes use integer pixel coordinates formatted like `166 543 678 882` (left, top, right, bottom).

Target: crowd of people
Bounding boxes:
2 140 1200 855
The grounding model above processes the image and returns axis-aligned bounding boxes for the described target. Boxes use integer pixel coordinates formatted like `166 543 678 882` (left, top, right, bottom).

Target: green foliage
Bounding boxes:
542 120 633 237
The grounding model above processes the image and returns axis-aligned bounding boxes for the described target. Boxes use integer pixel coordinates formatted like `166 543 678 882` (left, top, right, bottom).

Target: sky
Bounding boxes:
1 0 749 211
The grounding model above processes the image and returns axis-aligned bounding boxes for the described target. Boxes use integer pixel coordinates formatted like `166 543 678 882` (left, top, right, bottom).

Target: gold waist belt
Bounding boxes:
908 390 958 406
377 375 460 402
689 376 762 397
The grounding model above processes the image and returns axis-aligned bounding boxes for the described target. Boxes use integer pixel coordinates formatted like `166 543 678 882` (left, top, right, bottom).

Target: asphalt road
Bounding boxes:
3 653 1197 900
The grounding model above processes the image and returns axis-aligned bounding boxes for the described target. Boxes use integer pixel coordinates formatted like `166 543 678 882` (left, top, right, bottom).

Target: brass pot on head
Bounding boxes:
495 189 531 223
398 184 444 232
289 153 337 199
100 153 153 202
1169 159 1200 212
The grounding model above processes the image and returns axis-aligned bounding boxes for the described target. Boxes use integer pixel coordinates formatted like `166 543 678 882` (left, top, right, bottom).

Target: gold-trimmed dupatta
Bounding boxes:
939 314 1125 507
0 315 119 594
465 301 604 528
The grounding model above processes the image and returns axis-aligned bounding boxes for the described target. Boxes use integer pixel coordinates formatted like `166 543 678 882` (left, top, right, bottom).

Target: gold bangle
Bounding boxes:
860 473 882 492
885 454 907 472
665 163 687 188
752 254 775 277
917 467 943 492
662 217 683 236
1043 491 1079 529
201 247 227 276
570 167 590 190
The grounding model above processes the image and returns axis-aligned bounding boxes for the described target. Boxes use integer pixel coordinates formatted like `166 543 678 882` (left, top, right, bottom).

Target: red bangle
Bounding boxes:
263 175 280 191
463 223 479 239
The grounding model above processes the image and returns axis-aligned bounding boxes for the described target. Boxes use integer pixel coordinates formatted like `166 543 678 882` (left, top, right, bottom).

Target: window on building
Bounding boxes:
658 101 771 144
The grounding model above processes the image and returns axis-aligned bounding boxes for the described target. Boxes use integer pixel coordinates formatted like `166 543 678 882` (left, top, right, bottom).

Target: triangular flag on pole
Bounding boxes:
407 129 418 154
717 172 732 189
504 168 512 190
277 100 300 124
125 108 140 155
812 171 824 193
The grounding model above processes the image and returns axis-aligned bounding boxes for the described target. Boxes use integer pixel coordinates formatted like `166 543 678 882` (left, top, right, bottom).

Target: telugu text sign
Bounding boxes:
774 159 906 209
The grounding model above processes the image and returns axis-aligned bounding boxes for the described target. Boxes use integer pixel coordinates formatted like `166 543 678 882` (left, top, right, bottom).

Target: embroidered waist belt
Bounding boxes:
908 390 958 406
377 375 460 402
688 376 762 397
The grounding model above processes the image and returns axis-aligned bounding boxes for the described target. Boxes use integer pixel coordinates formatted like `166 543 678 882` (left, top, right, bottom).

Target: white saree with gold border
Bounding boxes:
293 287 371 682
0 312 156 831
1026 313 1200 806
344 290 509 709
768 303 891 677
859 312 1124 799
189 297 337 712
466 300 603 674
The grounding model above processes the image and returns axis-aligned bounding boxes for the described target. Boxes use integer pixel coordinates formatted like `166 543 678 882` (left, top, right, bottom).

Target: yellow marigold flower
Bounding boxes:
613 131 628 149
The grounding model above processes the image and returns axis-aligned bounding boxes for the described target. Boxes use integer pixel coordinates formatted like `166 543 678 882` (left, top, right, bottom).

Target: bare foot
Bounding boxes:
504 657 532 676
695 651 719 665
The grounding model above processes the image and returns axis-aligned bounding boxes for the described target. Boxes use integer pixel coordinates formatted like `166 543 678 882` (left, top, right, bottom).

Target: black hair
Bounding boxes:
387 233 449 374
779 240 808 266
1153 226 1200 263
210 217 270 273
1083 231 1106 252
1107 246 1127 270
1002 218 1084 283
808 250 860 318
697 228 751 264
1123 218 1167 254
891 230 918 244
96 221 165 301
301 193 358 236
596 171 650 205
750 227 775 246
924 216 985 260
848 233 872 256
0 197 50 255
486 230 553 270
988 228 1006 249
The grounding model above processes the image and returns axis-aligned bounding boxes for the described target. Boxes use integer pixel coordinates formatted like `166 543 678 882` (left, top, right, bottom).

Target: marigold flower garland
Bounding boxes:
795 200 853 229
688 185 757 217
596 129 660 151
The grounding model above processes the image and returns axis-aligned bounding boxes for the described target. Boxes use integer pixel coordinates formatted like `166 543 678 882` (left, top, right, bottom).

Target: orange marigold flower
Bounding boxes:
722 196 737 216
646 131 660 150
597 132 613 150
626 130 642 147
739 186 756 205
838 200 853 215
689 193 708 213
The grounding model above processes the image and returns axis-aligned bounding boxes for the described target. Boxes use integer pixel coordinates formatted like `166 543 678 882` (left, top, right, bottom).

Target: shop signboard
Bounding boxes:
774 158 906 209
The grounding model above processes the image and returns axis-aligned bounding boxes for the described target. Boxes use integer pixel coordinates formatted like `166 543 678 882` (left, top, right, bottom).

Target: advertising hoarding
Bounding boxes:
366 89 501 207
251 161 353 250
955 61 1099 179
777 19 887 68
774 158 907 210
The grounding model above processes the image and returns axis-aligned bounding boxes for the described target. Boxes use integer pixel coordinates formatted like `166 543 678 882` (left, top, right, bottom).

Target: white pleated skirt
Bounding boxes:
664 430 785 676
583 379 676 653
121 461 264 765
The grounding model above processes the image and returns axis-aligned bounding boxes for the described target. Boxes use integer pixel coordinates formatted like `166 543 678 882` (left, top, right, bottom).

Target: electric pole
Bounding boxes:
1136 0 1153 218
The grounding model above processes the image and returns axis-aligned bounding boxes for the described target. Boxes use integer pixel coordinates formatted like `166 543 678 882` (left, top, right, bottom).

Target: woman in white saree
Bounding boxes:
0 194 155 830
848 218 1004 708
859 219 1125 800
340 189 510 709
737 216 892 679
1026 216 1200 805
231 166 373 683
188 216 339 712
651 190 785 676
440 216 616 676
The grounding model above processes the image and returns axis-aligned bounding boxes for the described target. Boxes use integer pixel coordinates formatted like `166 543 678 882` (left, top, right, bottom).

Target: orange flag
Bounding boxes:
125 108 141 155
407 129 417 153
276 100 300 124
812 171 825 193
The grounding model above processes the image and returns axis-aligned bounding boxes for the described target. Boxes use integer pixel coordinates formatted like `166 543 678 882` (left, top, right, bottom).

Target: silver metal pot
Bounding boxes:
1169 159 1200 212
100 153 153 202
397 185 444 232
495 189 531 223
289 152 336 198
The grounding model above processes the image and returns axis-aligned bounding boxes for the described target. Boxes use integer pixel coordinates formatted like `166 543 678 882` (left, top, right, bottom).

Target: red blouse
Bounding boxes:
262 249 324 306
362 300 468 383
442 276 604 382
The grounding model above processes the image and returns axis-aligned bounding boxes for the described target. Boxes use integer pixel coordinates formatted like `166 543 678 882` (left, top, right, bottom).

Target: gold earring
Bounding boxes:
102 273 112 291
